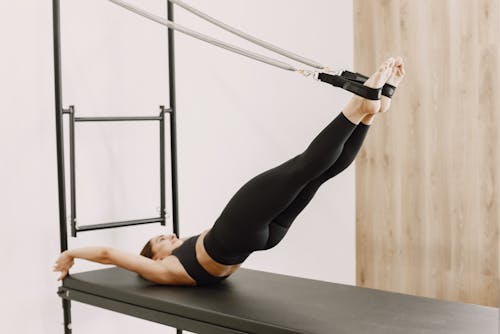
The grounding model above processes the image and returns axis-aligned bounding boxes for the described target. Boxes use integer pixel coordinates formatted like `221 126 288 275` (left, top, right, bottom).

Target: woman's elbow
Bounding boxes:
100 247 112 264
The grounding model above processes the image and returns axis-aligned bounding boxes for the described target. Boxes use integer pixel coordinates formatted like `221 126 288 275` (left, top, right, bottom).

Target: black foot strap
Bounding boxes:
340 71 397 98
317 71 397 100
317 72 381 100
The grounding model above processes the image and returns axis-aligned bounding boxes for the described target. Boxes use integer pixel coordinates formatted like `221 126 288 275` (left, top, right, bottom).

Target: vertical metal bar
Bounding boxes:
69 106 77 237
62 298 72 334
52 0 68 253
167 4 181 334
167 1 180 239
159 106 166 226
53 1 72 332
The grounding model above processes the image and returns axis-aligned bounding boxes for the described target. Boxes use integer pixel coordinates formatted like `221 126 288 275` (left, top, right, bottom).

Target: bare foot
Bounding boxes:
342 57 395 124
360 56 405 124
379 56 406 113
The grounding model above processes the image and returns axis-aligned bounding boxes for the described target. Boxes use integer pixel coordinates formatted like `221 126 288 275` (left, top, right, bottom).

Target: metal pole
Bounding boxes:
52 0 68 253
69 106 77 237
167 1 179 239
75 116 163 122
160 106 166 226
52 1 72 332
167 3 181 334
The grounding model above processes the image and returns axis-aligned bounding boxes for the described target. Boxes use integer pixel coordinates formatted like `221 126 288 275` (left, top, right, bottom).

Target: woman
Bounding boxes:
54 57 406 286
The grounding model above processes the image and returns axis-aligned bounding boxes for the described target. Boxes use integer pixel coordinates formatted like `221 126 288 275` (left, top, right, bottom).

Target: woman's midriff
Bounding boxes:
195 229 242 277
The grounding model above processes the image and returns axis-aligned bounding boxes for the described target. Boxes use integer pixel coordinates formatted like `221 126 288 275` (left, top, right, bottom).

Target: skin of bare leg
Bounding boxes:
342 103 368 125
342 57 395 124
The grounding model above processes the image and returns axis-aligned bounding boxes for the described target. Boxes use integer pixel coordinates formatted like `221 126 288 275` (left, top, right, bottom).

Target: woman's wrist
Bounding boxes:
64 249 74 257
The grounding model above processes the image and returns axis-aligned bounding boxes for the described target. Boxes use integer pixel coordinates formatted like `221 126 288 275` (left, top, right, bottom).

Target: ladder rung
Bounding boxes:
76 217 164 232
75 116 165 122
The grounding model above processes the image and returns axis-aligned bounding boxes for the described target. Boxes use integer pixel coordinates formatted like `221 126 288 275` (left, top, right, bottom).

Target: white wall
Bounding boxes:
0 0 354 333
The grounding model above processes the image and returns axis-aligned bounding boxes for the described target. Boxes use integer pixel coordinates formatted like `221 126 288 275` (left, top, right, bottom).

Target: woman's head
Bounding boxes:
140 233 181 260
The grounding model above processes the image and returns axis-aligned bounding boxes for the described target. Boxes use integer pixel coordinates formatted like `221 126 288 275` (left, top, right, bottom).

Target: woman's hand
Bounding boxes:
53 250 74 281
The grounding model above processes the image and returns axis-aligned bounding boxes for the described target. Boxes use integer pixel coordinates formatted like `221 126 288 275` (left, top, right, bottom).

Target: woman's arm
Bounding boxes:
53 247 177 284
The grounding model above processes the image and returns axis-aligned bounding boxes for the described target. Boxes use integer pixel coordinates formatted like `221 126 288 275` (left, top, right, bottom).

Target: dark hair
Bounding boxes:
140 240 154 259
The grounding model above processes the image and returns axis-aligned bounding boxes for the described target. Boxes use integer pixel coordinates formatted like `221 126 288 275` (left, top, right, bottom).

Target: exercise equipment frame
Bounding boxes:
52 0 180 332
52 1 496 333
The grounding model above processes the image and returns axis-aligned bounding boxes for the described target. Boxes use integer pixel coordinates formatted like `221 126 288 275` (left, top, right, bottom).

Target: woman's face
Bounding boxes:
150 233 182 260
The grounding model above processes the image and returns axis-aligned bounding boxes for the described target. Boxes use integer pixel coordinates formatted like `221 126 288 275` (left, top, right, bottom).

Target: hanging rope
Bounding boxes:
108 0 312 72
168 0 326 70
106 0 392 100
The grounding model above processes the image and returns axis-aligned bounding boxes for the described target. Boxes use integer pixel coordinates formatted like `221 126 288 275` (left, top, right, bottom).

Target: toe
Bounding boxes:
379 57 395 72
387 64 406 87
378 58 396 84
365 57 396 88
394 56 403 67
387 57 405 86
386 57 396 67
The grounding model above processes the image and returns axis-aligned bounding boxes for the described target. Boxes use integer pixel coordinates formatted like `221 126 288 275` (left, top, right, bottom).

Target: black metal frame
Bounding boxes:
57 286 247 334
65 105 171 237
52 0 180 332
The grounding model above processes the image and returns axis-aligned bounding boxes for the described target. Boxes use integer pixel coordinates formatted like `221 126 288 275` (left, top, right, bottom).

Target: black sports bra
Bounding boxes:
171 234 230 286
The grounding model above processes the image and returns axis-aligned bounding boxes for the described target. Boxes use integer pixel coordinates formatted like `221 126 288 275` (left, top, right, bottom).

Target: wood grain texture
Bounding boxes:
354 0 499 306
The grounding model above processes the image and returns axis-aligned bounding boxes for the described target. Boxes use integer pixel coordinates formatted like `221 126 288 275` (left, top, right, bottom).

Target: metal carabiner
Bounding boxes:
297 68 344 82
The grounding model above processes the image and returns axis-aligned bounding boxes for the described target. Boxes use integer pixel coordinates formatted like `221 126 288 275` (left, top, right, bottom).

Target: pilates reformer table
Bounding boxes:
59 267 497 334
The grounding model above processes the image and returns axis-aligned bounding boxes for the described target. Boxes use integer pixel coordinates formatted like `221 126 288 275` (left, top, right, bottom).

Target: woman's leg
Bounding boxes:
271 122 370 228
217 111 358 224
204 58 396 264
264 122 370 249
267 57 407 248
204 111 360 264
270 57 407 229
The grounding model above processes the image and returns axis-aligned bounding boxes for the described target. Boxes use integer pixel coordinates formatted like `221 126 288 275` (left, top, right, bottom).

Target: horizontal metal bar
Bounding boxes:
75 116 166 122
76 217 164 232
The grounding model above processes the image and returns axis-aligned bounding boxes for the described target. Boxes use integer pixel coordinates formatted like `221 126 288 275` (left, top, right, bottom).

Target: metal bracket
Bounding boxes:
160 105 172 114
157 207 171 219
62 105 75 115
57 287 70 299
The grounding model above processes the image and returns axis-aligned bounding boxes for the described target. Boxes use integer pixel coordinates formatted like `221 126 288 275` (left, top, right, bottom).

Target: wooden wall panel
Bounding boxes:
354 0 500 306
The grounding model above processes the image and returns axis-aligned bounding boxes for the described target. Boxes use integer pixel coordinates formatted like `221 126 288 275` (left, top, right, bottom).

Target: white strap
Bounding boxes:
107 0 298 71
168 0 325 70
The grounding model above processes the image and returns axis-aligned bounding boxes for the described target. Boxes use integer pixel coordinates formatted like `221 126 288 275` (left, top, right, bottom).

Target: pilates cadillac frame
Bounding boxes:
52 1 497 333
52 0 180 332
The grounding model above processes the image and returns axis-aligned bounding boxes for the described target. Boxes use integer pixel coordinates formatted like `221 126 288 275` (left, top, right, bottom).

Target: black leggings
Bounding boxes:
203 111 370 265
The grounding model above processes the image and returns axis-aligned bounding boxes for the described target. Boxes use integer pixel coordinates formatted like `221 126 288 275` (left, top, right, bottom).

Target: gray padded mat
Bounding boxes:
63 267 497 334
